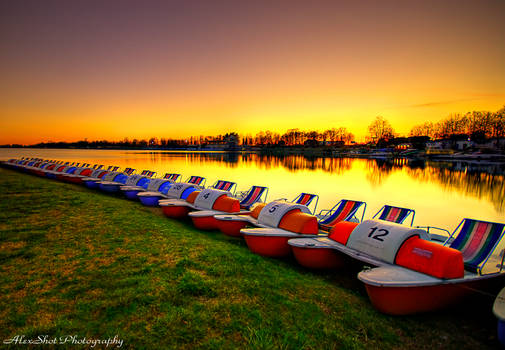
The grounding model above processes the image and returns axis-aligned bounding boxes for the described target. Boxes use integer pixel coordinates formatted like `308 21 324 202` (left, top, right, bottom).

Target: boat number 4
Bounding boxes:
203 193 210 199
368 227 389 242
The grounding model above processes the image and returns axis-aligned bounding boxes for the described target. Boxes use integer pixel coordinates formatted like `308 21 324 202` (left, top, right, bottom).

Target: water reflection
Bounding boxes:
365 159 397 187
254 155 352 174
141 152 241 167
1 149 503 225
139 152 353 174
127 153 505 214
406 162 505 213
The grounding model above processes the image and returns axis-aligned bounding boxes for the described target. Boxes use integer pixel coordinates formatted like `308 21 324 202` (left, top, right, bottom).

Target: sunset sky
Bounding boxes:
1 0 504 145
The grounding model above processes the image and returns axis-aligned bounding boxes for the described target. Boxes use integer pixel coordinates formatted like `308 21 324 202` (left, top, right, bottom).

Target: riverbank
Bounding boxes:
0 167 499 349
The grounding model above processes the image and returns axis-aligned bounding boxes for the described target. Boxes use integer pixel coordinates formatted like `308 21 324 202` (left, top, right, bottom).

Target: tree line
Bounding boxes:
2 104 503 149
242 128 354 146
4 128 356 148
409 105 505 141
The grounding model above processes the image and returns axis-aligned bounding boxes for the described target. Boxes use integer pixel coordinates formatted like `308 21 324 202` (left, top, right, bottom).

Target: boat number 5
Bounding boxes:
368 227 389 242
269 204 280 213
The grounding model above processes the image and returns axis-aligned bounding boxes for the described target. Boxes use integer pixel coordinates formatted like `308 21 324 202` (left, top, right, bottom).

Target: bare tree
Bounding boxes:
409 122 434 138
368 116 395 143
492 106 505 141
465 111 493 136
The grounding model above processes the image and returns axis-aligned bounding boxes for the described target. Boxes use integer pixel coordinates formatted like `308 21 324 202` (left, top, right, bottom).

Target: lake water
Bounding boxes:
1 148 504 231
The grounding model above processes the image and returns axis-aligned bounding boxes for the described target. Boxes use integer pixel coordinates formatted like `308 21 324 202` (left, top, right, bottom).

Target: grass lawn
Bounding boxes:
0 167 499 349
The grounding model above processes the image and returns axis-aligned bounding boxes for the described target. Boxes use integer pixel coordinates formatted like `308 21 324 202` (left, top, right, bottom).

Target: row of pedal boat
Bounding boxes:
3 157 505 318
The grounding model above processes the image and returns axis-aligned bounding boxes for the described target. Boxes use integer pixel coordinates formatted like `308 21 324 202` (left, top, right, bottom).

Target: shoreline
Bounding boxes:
2 146 505 164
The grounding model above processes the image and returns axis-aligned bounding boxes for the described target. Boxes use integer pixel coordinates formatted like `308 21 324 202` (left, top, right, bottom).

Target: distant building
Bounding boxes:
454 139 473 150
426 140 449 150
203 141 227 150
426 137 474 151
474 138 505 150
201 134 239 151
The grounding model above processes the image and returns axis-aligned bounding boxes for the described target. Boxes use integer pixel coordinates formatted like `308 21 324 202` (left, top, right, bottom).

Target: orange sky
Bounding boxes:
1 0 504 145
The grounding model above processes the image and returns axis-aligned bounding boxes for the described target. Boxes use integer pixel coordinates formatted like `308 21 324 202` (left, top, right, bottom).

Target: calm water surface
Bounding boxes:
1 148 504 230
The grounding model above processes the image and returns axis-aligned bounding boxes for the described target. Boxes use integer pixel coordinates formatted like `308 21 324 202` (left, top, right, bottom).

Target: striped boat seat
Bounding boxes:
318 200 366 231
187 176 206 186
139 170 156 177
239 186 268 209
294 193 318 206
163 173 181 182
374 205 415 226
212 180 236 192
124 168 135 176
292 192 319 214
449 219 505 273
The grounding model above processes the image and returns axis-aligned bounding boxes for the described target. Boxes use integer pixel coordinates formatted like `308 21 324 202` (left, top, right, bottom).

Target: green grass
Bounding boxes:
0 167 499 349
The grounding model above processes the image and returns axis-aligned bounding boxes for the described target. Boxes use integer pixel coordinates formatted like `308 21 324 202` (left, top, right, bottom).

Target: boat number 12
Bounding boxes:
368 227 389 242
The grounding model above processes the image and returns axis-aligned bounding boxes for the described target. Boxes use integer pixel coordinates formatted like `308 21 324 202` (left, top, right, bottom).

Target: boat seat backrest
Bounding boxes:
124 168 135 176
213 180 235 191
187 176 205 186
257 201 311 228
449 219 505 273
240 186 267 208
214 180 225 189
163 173 181 182
294 193 317 206
346 220 430 264
140 170 156 178
319 200 365 227
374 205 414 225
